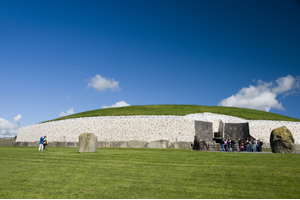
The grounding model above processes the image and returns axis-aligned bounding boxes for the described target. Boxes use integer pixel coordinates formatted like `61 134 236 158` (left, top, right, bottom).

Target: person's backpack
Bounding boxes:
260 141 263 145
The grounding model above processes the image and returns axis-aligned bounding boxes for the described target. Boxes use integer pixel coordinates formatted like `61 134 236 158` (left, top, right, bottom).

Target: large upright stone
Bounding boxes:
78 133 97 153
270 126 296 154
195 121 213 142
224 122 250 142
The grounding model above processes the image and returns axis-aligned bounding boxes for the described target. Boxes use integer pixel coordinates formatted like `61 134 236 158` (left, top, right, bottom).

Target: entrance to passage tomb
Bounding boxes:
193 121 250 151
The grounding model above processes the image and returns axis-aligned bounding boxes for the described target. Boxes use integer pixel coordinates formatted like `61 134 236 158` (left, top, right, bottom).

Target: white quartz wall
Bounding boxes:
17 116 195 143
248 120 300 144
17 113 300 145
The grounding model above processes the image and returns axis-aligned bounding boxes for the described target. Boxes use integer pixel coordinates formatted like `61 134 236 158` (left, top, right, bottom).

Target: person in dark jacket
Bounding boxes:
220 139 225 151
43 136 47 150
231 139 235 152
227 139 231 152
256 139 261 152
258 140 263 152
246 138 251 152
238 138 242 152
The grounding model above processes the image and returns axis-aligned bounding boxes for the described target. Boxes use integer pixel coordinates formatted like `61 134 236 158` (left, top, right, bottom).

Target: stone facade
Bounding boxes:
224 123 250 141
16 113 300 149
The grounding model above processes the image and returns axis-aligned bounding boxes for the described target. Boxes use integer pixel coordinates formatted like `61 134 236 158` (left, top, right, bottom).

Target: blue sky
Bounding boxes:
1 0 300 137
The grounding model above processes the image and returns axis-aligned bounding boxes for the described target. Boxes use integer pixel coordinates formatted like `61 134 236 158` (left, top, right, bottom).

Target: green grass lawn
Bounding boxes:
43 105 300 123
1 147 300 199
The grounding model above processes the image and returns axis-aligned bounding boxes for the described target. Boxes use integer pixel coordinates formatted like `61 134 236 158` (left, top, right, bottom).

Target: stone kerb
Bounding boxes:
78 133 97 153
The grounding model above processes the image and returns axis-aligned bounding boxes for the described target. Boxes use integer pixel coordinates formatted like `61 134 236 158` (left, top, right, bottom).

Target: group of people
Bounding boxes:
39 136 48 151
220 138 236 152
220 138 263 152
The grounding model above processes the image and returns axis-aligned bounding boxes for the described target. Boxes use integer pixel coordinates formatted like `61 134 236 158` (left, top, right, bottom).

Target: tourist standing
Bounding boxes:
231 139 235 152
252 138 257 152
224 140 227 151
259 140 264 152
220 139 225 151
227 139 231 152
238 138 242 152
256 140 261 152
246 139 250 152
43 136 47 150
39 136 44 151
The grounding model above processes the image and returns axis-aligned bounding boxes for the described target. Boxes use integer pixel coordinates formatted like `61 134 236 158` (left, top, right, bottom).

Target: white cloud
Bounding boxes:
218 75 300 112
0 115 22 138
102 101 130 109
14 114 22 123
87 74 120 92
59 108 74 117
272 75 299 96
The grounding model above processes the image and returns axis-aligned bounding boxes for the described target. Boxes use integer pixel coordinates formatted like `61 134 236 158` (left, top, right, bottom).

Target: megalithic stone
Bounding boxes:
78 133 97 153
270 126 296 154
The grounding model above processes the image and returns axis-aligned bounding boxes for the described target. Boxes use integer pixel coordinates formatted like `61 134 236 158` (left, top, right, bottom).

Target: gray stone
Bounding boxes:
195 121 213 143
224 123 249 141
78 133 97 153
127 140 147 148
97 141 111 147
49 142 66 147
111 141 128 148
27 142 39 147
66 142 78 147
147 140 171 148
0 139 16 146
270 126 296 154
14 141 22 146
172 142 192 149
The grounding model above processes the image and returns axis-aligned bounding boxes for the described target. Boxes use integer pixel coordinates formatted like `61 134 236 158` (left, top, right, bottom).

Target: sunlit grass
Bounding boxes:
1 146 300 198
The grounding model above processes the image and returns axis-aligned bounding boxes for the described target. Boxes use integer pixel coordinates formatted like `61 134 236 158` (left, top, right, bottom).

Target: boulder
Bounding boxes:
270 126 296 154
78 133 97 153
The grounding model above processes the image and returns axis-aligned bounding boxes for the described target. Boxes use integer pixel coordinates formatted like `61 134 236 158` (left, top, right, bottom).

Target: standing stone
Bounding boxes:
270 126 296 154
78 133 97 153
195 121 213 143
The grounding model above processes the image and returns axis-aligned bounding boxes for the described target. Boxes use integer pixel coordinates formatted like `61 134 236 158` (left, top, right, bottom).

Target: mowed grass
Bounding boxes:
43 105 300 123
1 147 300 199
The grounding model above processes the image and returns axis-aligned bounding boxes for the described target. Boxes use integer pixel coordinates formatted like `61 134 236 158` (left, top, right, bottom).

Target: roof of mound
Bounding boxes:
42 105 300 123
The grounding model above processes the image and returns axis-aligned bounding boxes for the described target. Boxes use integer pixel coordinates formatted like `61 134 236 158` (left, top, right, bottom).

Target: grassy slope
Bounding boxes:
44 105 300 123
0 146 299 199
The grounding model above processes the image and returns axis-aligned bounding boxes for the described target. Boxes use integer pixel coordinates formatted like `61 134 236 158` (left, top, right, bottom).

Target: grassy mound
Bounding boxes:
43 105 300 123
